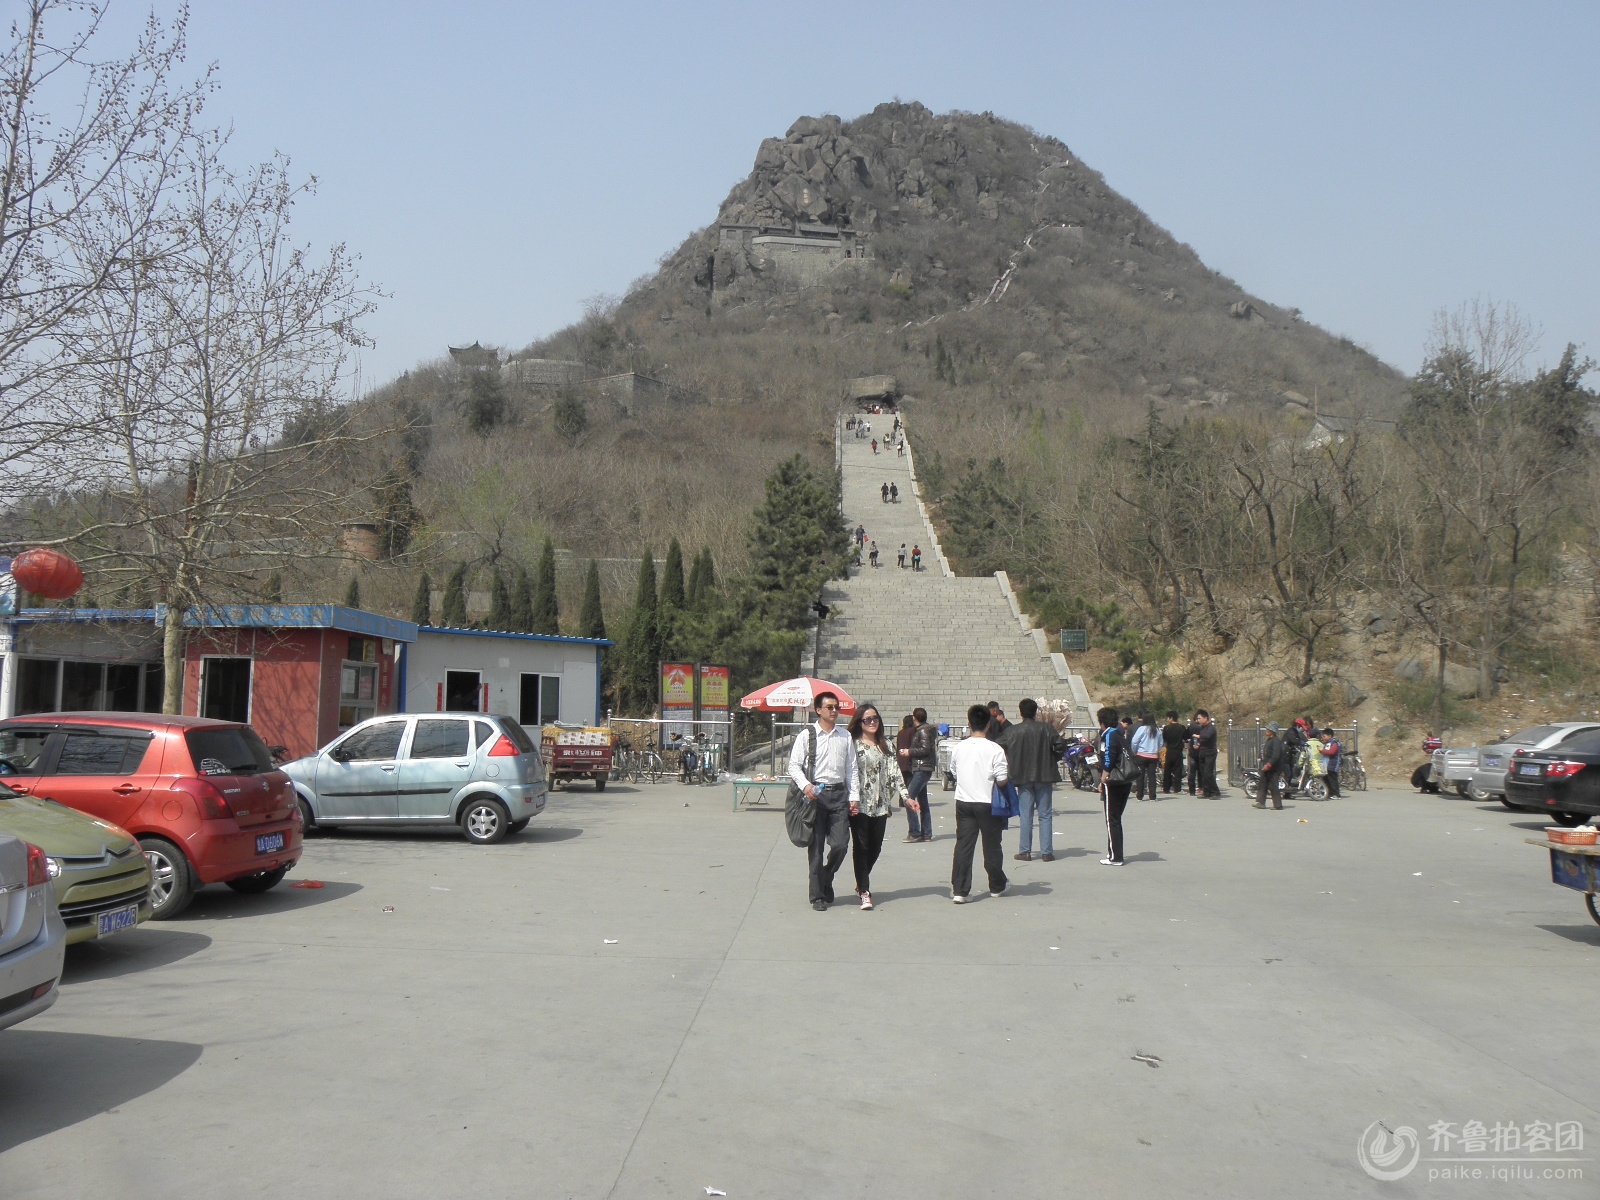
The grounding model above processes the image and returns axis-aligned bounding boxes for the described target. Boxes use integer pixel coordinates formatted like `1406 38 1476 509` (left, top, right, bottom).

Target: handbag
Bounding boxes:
1104 730 1135 784
991 779 1020 821
784 726 818 848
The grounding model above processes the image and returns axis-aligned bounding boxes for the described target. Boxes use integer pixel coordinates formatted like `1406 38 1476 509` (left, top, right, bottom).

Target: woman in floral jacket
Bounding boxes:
847 703 917 910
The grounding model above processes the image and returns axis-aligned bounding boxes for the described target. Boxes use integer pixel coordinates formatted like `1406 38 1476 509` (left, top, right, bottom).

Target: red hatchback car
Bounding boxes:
0 713 301 919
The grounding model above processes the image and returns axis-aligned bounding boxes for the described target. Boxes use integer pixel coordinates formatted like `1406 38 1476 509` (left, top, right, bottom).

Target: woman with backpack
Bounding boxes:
846 703 917 910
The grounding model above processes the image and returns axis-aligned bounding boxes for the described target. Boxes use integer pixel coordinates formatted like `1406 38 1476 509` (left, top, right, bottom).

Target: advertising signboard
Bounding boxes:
698 664 730 712
661 661 696 741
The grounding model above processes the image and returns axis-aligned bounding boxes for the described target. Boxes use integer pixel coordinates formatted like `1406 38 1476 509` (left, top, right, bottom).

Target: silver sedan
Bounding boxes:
283 714 548 844
0 833 66 1031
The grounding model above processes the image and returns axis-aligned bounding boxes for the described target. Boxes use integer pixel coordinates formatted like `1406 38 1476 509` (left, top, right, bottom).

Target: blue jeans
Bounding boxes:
1016 782 1053 856
905 770 933 837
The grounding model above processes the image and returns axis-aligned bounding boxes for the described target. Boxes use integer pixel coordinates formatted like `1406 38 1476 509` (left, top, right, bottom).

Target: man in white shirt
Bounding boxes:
788 691 860 911
948 704 1011 903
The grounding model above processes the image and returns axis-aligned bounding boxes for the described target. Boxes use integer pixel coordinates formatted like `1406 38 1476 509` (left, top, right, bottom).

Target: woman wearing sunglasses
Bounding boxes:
846 703 917 910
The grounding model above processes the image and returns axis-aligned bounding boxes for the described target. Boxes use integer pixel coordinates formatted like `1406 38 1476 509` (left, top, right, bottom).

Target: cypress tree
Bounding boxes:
510 565 534 632
533 537 560 635
619 548 658 712
488 568 512 629
579 559 606 640
660 538 686 611
442 563 469 626
411 572 432 625
343 576 361 608
685 549 705 610
697 549 716 603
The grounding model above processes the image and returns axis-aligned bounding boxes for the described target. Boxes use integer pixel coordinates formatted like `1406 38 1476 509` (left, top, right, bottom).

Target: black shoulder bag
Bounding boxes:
784 726 818 848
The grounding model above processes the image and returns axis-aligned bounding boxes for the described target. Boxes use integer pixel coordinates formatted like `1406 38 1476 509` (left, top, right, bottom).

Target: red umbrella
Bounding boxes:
740 676 857 715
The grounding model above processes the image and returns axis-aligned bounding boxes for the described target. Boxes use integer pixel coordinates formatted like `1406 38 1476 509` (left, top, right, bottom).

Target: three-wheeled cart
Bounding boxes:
1526 836 1600 926
541 724 617 791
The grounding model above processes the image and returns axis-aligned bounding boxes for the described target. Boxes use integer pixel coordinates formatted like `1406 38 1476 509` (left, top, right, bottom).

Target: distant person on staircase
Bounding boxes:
897 543 907 568
871 438 879 455
949 704 1010 903
855 524 866 548
890 482 899 502
847 703 914 911
1006 698 1069 862
869 541 880 568
881 482 890 503
911 545 922 571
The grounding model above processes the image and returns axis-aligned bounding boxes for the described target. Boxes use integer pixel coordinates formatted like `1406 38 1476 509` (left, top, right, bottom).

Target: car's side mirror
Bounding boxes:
329 746 352 763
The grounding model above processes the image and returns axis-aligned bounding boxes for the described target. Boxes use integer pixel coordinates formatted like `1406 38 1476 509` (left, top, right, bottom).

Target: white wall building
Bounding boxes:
399 627 611 728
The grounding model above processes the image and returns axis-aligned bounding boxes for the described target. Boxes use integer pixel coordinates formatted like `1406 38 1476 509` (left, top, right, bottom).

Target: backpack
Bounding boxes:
784 726 818 848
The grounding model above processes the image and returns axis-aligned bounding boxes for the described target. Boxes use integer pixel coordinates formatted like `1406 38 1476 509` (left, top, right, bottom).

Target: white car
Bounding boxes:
1469 723 1600 805
0 833 67 1031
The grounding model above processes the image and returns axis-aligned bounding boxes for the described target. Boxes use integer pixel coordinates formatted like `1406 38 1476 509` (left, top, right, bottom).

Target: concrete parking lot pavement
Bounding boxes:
1 782 1596 1199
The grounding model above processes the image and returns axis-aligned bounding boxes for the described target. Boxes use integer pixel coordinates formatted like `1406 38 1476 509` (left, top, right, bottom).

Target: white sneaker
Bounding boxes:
1100 857 1124 866
989 885 1008 898
952 894 967 904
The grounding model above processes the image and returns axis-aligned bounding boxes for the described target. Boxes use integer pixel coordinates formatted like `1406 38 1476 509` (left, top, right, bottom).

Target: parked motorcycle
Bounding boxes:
1242 766 1328 803
1063 737 1097 791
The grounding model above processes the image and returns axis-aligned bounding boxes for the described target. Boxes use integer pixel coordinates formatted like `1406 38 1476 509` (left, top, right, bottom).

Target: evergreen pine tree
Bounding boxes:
660 538 686 611
685 549 705 610
511 566 534 632
579 559 606 641
343 576 361 608
411 572 432 625
489 568 512 628
619 548 658 712
533 537 560 635
442 564 469 626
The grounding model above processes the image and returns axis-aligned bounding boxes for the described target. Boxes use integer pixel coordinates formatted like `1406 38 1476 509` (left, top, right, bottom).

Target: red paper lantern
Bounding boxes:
10 547 84 600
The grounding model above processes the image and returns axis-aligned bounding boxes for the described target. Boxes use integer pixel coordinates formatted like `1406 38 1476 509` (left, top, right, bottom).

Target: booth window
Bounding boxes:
15 658 58 714
339 659 379 729
445 670 481 712
519 673 560 727
201 657 252 722
60 660 101 710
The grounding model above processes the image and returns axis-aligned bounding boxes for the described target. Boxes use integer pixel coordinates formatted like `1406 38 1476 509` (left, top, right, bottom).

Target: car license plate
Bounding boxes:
1518 764 1541 776
1485 756 1501 767
255 831 285 854
97 903 139 938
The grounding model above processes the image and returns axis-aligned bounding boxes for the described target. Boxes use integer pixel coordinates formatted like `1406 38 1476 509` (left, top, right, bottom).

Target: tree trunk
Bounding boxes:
161 609 185 715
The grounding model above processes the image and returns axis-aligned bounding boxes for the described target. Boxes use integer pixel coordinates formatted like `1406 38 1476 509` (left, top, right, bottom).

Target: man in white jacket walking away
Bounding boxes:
948 704 1011 903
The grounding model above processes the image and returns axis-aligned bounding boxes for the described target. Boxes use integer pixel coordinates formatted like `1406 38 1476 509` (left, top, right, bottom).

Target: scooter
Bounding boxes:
1242 765 1328 803
1062 737 1097 791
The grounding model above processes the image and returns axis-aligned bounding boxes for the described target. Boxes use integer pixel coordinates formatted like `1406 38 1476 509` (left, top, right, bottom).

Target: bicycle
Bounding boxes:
1342 752 1368 792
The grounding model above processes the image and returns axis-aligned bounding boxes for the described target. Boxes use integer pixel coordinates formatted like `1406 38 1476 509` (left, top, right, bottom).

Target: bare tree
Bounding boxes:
0 2 210 502
58 133 379 711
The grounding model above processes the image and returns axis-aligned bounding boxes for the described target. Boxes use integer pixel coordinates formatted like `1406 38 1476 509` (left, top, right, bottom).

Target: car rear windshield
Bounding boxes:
1508 725 1563 745
186 727 273 776
498 718 537 754
1551 730 1600 757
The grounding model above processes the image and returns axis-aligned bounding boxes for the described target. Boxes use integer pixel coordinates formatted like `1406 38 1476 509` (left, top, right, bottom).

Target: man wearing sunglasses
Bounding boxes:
788 691 860 911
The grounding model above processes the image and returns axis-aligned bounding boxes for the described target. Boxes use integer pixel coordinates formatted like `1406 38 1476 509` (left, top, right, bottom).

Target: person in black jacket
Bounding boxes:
1160 711 1187 793
1191 710 1220 797
1256 722 1286 809
1097 705 1131 865
1004 698 1070 861
899 707 938 841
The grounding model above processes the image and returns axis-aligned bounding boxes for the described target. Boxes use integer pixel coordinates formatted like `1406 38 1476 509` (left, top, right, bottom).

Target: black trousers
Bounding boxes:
1161 750 1184 792
1325 770 1341 797
1194 753 1219 796
1103 780 1131 861
807 784 851 902
951 802 1007 897
1134 757 1159 800
849 812 889 893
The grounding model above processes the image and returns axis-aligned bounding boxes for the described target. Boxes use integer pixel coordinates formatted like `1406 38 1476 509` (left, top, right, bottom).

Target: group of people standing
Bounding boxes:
1121 710 1221 800
852 524 922 571
1255 718 1344 808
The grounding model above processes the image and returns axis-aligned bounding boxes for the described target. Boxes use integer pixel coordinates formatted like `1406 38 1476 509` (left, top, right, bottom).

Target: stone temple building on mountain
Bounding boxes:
713 220 873 289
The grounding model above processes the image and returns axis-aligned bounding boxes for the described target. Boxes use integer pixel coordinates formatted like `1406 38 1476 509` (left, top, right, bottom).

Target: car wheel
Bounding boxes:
139 836 195 920
508 819 530 834
1471 785 1493 801
225 865 289 894
298 796 318 836
1550 811 1589 828
460 796 510 845
593 775 607 791
1454 783 1470 797
1587 893 1600 928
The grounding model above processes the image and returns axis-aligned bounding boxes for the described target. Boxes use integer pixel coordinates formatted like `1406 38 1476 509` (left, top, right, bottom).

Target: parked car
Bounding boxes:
282 712 547 845
1501 728 1600 826
0 833 66 1031
0 713 301 920
0 791 151 943
1467 723 1600 805
1429 746 1481 796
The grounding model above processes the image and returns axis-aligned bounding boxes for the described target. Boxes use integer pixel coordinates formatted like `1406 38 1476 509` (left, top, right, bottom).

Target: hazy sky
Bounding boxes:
104 1 1599 390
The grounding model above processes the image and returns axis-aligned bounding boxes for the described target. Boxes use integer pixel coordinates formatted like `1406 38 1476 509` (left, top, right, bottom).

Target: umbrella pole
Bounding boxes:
770 712 776 775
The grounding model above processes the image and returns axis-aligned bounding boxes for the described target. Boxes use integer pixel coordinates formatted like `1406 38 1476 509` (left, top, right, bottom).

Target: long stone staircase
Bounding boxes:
802 414 1094 729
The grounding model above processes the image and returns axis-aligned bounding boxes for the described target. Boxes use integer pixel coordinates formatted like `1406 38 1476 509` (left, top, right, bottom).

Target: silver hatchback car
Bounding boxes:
283 713 547 844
